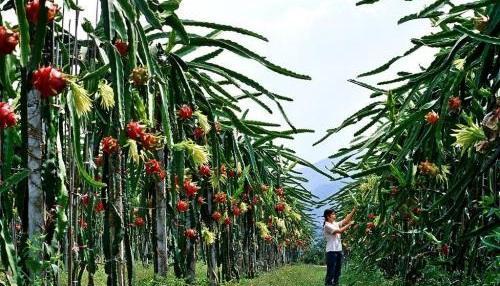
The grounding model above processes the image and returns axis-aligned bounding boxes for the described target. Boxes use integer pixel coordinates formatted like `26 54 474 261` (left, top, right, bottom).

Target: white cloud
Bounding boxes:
178 0 436 163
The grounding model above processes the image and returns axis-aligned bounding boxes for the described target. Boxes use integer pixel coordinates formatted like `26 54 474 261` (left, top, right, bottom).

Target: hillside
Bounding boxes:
296 159 343 227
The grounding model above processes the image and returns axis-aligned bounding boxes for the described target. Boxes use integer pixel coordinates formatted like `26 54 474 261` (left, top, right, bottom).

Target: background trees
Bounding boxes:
318 1 499 285
0 1 319 285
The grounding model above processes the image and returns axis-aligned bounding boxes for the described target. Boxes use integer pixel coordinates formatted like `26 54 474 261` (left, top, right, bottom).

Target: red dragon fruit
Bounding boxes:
134 216 145 227
0 26 19 55
176 200 189 213
425 111 439 125
81 194 90 207
101 136 119 154
0 102 17 129
184 228 198 239
32 66 66 98
114 39 129 56
448 97 461 111
126 121 145 140
26 0 59 24
145 159 162 175
193 126 205 140
183 179 200 198
211 211 222 222
95 201 105 213
178 104 193 120
213 192 227 204
199 165 211 177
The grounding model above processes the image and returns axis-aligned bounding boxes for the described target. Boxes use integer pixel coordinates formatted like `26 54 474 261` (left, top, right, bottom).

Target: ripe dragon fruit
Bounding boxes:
126 121 145 140
211 211 222 222
199 164 211 177
184 228 198 239
134 216 145 227
95 201 105 213
193 126 205 140
81 194 90 206
425 111 439 125
114 39 129 56
0 102 17 129
140 133 161 150
0 26 19 55
448 97 462 111
183 179 200 198
178 104 193 120
232 205 241 216
101 136 119 154
32 66 66 98
176 200 189 213
214 192 227 204
26 0 58 24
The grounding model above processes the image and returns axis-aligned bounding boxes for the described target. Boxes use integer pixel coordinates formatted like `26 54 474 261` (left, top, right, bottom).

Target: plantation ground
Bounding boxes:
222 264 398 286
59 262 398 286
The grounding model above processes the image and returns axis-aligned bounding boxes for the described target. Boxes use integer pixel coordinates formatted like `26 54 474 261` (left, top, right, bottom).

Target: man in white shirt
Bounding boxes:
323 208 355 286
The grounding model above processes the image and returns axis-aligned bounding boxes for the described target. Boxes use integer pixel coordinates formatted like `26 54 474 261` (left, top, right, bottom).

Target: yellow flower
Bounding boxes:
359 175 379 192
191 144 210 166
418 160 439 176
239 202 248 213
452 59 465 71
276 218 287 234
173 140 210 167
237 162 242 176
201 227 216 245
256 222 270 238
210 172 226 190
98 81 115 110
194 111 211 134
69 81 92 117
126 139 140 165
436 165 450 186
293 229 302 238
452 121 486 154
289 211 302 222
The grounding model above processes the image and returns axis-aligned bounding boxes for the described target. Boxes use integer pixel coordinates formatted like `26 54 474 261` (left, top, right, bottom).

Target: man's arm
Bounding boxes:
340 208 356 227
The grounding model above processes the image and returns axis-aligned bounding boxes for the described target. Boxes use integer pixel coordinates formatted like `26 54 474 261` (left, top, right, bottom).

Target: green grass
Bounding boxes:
222 263 398 286
6 260 493 285
53 261 399 286
59 263 209 285
223 264 324 286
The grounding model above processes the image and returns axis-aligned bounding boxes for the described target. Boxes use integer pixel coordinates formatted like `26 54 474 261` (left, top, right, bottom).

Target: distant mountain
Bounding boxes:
296 158 343 228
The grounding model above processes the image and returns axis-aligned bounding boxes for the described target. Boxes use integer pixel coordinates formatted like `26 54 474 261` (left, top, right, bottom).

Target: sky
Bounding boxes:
176 0 436 164
3 0 437 165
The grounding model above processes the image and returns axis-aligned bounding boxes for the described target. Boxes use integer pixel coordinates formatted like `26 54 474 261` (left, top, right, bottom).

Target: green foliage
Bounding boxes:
301 238 326 265
318 1 500 285
0 0 318 284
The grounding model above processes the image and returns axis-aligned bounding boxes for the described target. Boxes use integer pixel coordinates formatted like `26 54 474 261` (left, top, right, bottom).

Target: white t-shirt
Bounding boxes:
324 221 342 252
